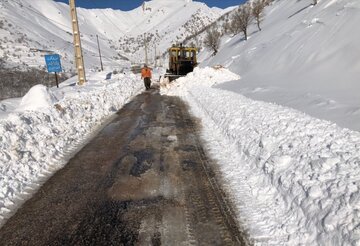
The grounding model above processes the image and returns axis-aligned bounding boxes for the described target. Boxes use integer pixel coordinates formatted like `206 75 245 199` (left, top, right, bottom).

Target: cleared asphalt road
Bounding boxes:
0 89 249 245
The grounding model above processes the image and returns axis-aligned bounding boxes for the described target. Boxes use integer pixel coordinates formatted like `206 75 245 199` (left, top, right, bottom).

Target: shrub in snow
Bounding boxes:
204 27 221 55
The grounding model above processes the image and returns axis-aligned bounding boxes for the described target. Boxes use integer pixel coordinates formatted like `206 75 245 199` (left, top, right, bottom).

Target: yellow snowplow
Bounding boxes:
164 44 198 81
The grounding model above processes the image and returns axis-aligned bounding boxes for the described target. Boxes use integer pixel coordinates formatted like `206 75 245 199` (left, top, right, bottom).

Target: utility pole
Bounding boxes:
69 0 86 85
144 33 148 65
96 35 104 71
154 44 157 67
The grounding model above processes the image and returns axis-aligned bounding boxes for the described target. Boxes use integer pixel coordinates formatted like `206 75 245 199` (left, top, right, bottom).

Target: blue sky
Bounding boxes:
54 0 246 11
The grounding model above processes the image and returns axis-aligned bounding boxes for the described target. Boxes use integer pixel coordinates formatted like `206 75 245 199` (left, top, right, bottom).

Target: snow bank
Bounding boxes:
0 72 143 226
162 67 360 245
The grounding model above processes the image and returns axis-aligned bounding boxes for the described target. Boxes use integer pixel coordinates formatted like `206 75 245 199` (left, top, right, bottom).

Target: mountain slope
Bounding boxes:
0 0 227 72
199 0 360 132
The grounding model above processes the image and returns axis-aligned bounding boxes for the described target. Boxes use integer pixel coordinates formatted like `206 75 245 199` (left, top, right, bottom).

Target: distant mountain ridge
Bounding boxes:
0 0 230 72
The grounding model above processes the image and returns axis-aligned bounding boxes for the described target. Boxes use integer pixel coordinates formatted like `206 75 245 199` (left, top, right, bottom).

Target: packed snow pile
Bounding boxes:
16 85 57 112
161 67 360 245
161 66 240 91
0 71 143 226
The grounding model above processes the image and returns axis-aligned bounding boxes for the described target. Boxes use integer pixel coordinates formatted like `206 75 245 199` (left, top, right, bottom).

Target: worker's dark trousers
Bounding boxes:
144 77 151 90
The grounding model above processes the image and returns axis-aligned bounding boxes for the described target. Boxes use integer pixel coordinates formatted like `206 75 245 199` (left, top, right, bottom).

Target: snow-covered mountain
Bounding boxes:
195 0 360 132
0 0 228 72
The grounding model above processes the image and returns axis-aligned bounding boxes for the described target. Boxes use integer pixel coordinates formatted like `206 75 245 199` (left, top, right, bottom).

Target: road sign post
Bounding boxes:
45 54 62 88
55 72 59 88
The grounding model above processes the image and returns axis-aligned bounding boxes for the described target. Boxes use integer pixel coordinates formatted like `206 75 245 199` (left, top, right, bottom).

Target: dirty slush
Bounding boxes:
0 90 249 245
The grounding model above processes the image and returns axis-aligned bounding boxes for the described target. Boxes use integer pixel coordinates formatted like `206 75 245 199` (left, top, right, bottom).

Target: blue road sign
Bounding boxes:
45 54 62 73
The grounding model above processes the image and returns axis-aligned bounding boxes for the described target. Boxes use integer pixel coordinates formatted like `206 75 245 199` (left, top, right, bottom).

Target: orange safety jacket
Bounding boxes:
141 68 152 79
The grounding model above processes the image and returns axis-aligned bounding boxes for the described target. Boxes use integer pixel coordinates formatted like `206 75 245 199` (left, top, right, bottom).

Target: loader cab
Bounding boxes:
167 44 198 76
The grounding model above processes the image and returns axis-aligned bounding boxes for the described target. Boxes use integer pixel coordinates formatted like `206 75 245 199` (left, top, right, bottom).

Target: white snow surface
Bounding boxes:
0 71 144 226
17 85 57 112
200 0 360 132
161 67 360 245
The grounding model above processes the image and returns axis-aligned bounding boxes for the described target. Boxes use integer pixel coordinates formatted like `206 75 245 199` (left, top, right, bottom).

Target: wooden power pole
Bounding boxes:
96 35 104 71
144 34 148 65
154 44 157 67
69 0 86 85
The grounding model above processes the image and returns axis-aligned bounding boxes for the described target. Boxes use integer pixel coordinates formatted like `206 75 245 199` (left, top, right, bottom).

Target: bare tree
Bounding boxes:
232 3 253 40
263 0 274 6
222 20 231 35
203 27 221 55
227 18 240 36
142 2 145 11
252 0 266 31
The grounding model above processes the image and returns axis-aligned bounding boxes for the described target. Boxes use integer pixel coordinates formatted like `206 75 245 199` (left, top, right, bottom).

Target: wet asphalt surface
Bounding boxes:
0 88 249 245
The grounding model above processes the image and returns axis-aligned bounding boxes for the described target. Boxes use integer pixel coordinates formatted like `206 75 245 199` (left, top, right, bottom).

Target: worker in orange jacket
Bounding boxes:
141 64 152 90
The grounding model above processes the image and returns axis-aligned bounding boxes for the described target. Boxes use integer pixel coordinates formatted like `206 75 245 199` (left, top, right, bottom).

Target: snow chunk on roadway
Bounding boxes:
161 66 240 92
161 67 360 245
